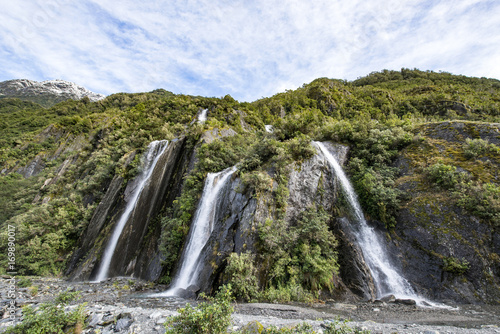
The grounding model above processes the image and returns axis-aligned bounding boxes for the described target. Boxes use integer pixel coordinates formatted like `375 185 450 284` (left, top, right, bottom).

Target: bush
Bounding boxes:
165 285 234 334
257 206 338 296
443 257 470 275
260 319 371 333
263 322 315 333
17 277 32 288
454 182 500 226
241 170 273 194
321 318 371 334
261 283 315 304
426 162 462 189
353 167 400 229
4 291 86 334
463 138 499 159
225 252 259 301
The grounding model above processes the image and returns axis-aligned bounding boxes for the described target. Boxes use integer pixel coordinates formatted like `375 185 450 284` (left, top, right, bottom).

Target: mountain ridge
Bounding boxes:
0 78 105 107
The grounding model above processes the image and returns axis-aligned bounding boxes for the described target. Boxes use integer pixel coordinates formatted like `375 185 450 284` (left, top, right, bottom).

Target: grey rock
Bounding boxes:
394 298 416 306
175 288 197 300
115 317 132 332
379 294 396 303
87 313 102 328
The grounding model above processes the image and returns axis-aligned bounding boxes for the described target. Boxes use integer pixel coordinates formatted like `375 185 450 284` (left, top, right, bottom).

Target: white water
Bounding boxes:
264 124 274 133
314 141 421 301
94 140 169 282
197 109 208 122
159 166 236 296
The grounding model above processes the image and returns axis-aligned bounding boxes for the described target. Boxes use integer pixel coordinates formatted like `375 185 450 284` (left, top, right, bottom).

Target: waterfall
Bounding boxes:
159 166 236 297
313 141 420 301
94 140 169 282
264 125 274 133
197 109 208 123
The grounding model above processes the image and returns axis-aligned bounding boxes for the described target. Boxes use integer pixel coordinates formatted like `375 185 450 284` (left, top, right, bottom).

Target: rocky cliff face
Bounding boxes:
389 122 500 304
61 123 499 304
0 79 105 107
186 141 374 301
67 137 192 281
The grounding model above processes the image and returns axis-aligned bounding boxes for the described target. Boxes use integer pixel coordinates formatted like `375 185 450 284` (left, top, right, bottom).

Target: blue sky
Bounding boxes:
1 0 499 101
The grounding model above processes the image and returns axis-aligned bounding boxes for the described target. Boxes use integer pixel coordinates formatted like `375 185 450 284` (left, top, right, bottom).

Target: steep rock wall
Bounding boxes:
389 122 500 304
189 142 375 300
67 137 190 281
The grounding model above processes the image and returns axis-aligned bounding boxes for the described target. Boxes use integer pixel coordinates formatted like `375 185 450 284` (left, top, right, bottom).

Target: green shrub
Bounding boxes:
4 291 86 334
261 283 315 304
321 318 371 334
241 170 273 194
426 162 462 189
225 252 259 301
463 138 499 159
165 285 234 334
353 166 400 229
257 207 338 296
287 134 316 161
263 322 315 333
17 277 32 288
454 182 500 226
443 257 470 275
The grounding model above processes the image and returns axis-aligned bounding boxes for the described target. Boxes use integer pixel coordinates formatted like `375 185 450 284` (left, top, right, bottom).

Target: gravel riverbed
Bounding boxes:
1 277 499 333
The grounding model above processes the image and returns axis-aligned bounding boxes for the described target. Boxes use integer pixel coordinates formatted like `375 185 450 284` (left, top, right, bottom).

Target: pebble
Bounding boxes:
1 277 499 334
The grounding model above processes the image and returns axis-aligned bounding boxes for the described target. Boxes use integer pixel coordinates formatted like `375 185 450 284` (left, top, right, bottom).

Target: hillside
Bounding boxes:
0 69 499 306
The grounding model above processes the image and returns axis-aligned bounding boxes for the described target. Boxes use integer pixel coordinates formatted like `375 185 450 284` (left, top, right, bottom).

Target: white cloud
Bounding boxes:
0 0 498 101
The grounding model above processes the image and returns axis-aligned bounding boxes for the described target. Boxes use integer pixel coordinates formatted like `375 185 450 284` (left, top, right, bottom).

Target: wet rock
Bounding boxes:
395 298 416 306
175 288 197 300
186 284 200 293
379 294 396 303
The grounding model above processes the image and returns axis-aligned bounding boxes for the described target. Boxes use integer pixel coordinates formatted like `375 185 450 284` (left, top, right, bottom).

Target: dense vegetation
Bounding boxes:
0 69 499 303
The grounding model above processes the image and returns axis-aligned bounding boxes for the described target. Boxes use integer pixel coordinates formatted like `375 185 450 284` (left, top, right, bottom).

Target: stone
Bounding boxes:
115 317 132 332
99 314 115 326
175 288 197 300
87 314 102 328
394 298 416 306
149 311 163 319
117 312 132 320
185 284 200 293
379 294 396 303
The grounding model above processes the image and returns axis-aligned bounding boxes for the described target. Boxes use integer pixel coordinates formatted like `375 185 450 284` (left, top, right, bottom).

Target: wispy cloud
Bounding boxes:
0 0 499 101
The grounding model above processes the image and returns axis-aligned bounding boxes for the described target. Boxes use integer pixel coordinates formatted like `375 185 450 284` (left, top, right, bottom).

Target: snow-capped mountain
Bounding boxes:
0 79 105 107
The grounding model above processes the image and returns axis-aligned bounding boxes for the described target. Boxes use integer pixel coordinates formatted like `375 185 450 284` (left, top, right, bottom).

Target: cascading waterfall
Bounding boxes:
313 141 421 301
94 140 169 282
264 125 274 133
197 109 208 122
159 166 236 297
